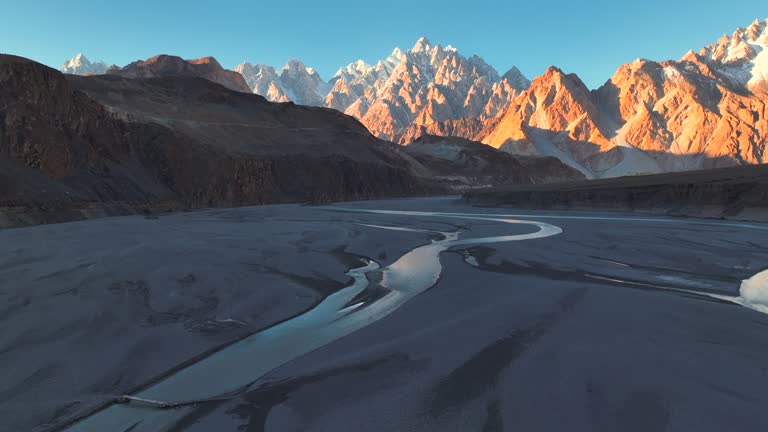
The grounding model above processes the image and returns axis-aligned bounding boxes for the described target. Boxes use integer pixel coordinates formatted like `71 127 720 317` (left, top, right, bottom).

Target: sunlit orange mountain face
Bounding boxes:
66 19 768 179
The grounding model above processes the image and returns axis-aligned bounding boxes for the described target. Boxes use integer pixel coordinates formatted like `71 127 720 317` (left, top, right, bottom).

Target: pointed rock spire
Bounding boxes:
412 36 432 53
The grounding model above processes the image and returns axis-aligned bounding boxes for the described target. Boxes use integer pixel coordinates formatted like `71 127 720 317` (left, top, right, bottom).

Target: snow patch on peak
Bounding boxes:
412 36 432 53
700 18 767 63
334 59 373 80
695 18 768 89
283 58 307 71
663 65 683 81
748 46 768 89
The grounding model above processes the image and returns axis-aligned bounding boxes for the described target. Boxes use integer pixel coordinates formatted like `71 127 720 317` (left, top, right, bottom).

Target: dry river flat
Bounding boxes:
1 197 767 432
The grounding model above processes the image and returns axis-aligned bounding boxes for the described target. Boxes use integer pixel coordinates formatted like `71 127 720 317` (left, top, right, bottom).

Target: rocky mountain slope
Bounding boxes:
105 55 253 93
438 19 768 178
403 135 584 189
1 54 435 227
464 163 768 222
236 59 330 105
236 20 768 178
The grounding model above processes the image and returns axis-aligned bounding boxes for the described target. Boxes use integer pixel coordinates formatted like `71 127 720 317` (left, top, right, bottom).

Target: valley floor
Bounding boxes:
2 197 768 431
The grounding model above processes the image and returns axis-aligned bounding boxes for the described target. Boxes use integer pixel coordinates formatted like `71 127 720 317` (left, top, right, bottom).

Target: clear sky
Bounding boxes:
1 0 764 89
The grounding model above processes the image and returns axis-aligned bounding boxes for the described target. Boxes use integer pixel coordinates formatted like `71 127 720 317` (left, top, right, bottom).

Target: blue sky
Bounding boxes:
1 0 764 88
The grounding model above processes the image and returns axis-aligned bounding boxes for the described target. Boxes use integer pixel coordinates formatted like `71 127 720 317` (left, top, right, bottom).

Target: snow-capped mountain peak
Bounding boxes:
282 58 308 74
71 52 86 63
234 37 528 141
60 53 108 75
412 36 433 53
235 62 286 97
694 18 768 91
333 59 373 81
697 19 767 63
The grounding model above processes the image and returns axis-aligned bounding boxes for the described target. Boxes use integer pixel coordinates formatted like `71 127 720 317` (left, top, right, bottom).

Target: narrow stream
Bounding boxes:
62 210 562 432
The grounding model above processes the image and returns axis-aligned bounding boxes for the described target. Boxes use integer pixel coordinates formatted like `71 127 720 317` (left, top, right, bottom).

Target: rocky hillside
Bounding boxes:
106 55 253 93
464 164 768 222
403 135 584 190
0 54 435 227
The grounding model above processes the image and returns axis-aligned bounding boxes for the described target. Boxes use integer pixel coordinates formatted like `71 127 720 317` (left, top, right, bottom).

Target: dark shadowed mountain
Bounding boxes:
464 163 768 222
106 54 253 93
0 54 435 226
403 135 584 190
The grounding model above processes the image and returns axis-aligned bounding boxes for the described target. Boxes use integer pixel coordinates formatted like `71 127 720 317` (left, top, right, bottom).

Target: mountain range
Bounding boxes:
2 52 580 226
66 37 531 143
233 37 532 141
481 19 768 177
61 18 768 179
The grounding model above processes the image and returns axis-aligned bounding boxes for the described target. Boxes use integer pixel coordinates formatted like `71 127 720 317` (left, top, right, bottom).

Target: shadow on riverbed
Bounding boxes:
424 287 588 418
452 246 739 306
224 354 430 432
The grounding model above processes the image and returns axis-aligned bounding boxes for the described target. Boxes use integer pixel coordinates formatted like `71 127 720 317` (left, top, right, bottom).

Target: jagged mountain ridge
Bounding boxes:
4 54 439 226
235 59 331 105
60 40 530 143
410 19 768 178
61 19 768 179
232 37 530 142
60 53 107 75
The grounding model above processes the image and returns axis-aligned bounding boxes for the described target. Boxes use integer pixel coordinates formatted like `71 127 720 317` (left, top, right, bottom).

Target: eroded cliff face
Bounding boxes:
0 55 435 227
